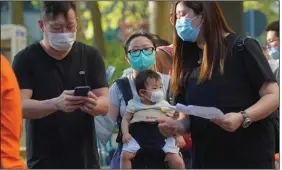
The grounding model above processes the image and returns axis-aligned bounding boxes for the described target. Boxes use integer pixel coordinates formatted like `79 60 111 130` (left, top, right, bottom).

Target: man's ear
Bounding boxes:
170 17 174 26
38 20 44 32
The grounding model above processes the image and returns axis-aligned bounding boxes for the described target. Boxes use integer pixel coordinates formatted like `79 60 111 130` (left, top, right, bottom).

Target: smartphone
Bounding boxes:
74 86 91 96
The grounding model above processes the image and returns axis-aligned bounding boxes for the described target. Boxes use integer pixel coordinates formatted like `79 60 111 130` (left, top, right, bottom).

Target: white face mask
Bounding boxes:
47 32 76 51
147 89 164 103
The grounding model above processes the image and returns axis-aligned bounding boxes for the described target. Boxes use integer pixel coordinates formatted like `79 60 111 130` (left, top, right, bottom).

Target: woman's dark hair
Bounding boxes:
41 1 76 20
135 70 161 95
124 31 157 54
171 1 233 93
151 34 171 47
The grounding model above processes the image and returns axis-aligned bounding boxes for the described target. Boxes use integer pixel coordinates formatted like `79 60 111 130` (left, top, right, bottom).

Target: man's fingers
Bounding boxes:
80 105 91 113
88 91 98 100
63 90 74 95
67 100 84 105
65 95 84 101
84 97 97 106
65 104 82 112
84 102 95 111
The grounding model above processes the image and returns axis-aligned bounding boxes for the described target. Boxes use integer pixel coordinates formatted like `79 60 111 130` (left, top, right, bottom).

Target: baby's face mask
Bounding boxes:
145 89 164 103
139 78 164 102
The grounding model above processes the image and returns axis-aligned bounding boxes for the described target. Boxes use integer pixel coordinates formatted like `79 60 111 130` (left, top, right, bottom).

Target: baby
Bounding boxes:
120 70 185 169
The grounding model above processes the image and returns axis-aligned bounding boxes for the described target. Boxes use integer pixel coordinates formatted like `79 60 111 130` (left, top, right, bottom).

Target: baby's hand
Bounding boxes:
175 135 186 148
122 133 132 144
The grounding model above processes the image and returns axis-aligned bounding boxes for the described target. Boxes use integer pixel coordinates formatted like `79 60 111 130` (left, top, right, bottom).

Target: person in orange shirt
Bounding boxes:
1 55 26 168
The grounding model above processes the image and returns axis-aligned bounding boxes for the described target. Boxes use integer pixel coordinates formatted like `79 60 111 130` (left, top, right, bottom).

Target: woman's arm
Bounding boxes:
241 38 279 121
108 104 120 122
246 82 279 121
212 38 279 132
212 82 279 132
107 83 122 122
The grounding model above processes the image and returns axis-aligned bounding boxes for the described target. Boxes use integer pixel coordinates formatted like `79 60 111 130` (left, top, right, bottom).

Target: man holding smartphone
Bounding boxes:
12 2 109 168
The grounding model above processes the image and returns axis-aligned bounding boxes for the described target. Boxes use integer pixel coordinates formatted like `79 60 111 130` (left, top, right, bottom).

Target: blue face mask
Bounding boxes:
128 51 155 71
176 17 201 42
268 47 280 60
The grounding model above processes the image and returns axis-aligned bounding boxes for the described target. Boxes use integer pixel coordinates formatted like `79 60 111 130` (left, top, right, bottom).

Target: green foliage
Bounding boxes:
103 40 129 85
81 1 149 84
31 0 41 9
243 1 279 45
243 1 279 25
81 39 129 85
82 1 148 39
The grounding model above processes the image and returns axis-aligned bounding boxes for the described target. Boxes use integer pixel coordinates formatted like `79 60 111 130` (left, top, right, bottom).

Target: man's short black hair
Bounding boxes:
135 70 161 95
41 1 76 20
266 21 279 37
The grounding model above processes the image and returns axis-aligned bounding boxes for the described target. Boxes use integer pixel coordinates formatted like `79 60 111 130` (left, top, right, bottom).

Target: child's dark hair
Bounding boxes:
135 70 161 95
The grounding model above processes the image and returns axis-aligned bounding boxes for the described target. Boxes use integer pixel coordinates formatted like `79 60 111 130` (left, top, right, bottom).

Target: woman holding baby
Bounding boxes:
108 31 186 169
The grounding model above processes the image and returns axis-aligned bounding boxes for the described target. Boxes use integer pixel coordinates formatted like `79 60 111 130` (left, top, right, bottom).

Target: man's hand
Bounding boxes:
175 135 186 148
122 133 132 144
211 113 243 132
80 91 98 114
55 90 85 112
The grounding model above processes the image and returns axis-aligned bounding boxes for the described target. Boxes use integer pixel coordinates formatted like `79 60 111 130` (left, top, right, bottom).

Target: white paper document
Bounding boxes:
170 103 225 119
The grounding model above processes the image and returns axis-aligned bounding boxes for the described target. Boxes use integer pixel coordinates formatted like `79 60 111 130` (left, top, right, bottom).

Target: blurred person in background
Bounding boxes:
152 34 171 47
265 21 279 83
1 55 26 169
265 20 280 168
12 1 109 168
155 5 174 75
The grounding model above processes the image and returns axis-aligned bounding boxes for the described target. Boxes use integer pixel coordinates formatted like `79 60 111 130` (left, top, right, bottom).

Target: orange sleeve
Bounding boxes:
275 153 279 162
1 55 26 168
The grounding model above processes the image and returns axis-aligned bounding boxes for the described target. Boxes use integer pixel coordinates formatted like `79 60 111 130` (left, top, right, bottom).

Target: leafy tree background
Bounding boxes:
243 1 279 45
11 1 278 84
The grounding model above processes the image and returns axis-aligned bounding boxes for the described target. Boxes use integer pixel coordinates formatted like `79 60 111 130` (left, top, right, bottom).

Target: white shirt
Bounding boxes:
268 59 279 73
